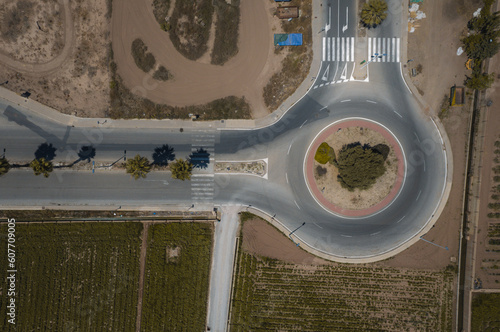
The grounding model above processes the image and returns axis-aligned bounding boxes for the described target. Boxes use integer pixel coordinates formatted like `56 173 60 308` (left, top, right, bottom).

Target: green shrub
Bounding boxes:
153 65 171 81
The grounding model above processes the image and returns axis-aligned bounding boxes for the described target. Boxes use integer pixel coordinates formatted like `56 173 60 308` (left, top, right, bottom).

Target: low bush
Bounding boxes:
131 39 156 73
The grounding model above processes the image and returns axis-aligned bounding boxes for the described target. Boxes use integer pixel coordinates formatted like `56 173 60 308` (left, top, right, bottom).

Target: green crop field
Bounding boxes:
471 293 500 331
230 252 454 331
0 222 142 331
140 222 213 331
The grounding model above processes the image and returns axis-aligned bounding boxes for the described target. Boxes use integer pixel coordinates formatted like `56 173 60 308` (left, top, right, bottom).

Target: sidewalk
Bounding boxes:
206 206 240 332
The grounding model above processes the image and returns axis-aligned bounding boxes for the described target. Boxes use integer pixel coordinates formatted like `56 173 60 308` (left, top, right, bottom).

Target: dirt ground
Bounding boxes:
0 0 110 117
314 127 398 210
111 0 286 118
241 217 332 266
474 51 500 289
407 0 481 113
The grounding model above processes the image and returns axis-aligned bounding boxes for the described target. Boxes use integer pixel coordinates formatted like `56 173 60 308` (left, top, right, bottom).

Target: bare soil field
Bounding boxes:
234 215 454 331
314 127 398 210
0 0 111 117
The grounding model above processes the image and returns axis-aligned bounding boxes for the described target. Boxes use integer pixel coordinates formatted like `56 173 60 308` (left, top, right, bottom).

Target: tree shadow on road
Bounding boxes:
189 148 210 169
34 142 57 161
152 144 175 166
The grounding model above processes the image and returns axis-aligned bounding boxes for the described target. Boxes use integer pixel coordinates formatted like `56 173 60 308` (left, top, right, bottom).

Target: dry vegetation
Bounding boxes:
169 0 214 60
230 215 455 331
211 0 240 65
0 0 111 117
131 38 156 73
230 253 454 331
263 0 313 111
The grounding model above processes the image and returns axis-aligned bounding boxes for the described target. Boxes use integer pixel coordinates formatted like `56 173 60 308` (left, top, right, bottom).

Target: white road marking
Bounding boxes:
294 200 301 209
397 216 405 223
368 37 372 59
400 63 412 93
351 37 354 61
370 231 381 236
414 132 420 142
322 37 326 61
366 100 377 104
300 120 307 128
336 37 340 62
287 143 292 155
341 99 351 103
392 37 396 62
396 37 400 62
332 37 336 61
327 37 331 62
322 64 330 81
394 110 403 118
341 234 352 238
382 38 386 62
346 37 350 62
340 63 347 79
313 85 318 89
286 172 289 183
313 222 323 229
416 190 421 201
341 37 345 61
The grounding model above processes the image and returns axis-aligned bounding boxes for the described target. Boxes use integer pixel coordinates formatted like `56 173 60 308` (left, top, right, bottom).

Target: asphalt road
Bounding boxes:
0 0 447 260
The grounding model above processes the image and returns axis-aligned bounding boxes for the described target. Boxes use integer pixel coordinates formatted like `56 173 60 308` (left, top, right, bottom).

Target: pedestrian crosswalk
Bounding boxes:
368 37 400 63
322 37 355 62
321 37 401 63
190 132 216 202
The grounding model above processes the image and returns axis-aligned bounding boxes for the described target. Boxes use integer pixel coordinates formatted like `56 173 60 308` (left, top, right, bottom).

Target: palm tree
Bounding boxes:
170 158 193 181
126 154 151 179
30 158 54 178
0 157 10 177
360 0 388 29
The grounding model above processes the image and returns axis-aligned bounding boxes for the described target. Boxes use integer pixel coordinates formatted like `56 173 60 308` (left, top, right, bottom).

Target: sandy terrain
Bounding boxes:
111 0 285 118
314 127 398 210
0 0 110 117
407 0 482 113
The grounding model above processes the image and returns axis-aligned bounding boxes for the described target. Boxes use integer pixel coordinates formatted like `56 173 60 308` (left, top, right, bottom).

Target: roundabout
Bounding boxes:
304 118 406 218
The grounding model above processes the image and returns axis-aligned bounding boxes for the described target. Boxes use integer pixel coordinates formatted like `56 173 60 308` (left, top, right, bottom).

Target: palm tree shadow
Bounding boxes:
34 142 57 161
189 148 210 169
152 144 175 166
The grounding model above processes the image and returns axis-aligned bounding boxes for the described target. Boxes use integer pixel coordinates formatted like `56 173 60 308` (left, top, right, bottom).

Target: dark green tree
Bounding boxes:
465 71 495 90
170 158 193 181
126 154 151 179
0 157 10 177
360 0 388 29
30 158 54 178
335 143 386 191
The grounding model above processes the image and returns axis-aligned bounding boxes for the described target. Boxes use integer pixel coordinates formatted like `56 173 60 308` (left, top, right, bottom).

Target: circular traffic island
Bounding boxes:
305 119 405 217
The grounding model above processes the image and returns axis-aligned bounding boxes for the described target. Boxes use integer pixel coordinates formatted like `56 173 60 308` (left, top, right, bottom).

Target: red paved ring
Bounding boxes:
304 118 406 218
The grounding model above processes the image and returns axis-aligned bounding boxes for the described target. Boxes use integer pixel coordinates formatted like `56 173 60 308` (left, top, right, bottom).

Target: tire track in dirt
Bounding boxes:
111 0 272 115
0 0 74 75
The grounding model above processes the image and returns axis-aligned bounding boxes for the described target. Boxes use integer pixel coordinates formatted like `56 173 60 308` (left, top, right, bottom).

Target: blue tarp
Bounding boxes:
274 33 303 46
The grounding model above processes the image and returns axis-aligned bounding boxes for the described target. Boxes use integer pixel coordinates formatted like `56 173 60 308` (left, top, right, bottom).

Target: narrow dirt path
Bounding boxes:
135 222 150 332
112 0 272 114
0 0 74 75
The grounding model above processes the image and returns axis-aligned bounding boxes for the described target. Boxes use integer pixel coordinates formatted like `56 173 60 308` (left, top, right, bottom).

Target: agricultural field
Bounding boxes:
140 222 213 331
471 293 500 331
230 251 454 331
0 222 142 331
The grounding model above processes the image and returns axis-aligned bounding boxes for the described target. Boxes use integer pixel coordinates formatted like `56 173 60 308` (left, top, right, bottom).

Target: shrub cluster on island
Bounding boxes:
315 142 390 191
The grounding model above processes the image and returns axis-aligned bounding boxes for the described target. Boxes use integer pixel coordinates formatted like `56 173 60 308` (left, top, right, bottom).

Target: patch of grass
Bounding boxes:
152 0 171 24
315 142 335 164
211 0 240 65
152 65 172 81
0 222 142 331
472 293 500 331
263 0 312 111
131 38 156 73
141 222 213 331
169 0 214 60
230 252 454 331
